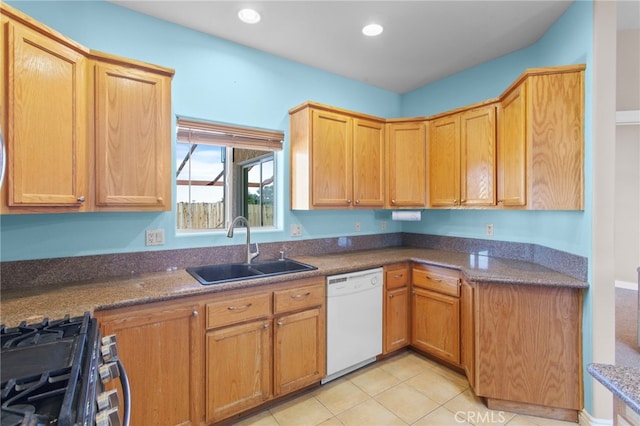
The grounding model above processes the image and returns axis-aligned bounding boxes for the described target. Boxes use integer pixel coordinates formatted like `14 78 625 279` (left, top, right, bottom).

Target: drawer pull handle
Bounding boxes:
227 303 252 311
290 292 311 299
393 274 404 279
426 276 442 282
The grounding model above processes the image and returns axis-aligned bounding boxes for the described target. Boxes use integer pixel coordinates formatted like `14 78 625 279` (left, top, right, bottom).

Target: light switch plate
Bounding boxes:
145 229 165 246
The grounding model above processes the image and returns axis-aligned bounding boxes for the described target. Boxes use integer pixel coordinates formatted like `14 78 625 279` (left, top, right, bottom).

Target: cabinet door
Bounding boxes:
274 307 325 396
5 21 88 209
460 105 496 207
460 279 475 390
311 109 352 207
475 283 582 415
411 287 460 365
387 122 426 207
97 301 202 426
352 118 385 208
94 61 171 210
384 286 410 354
497 84 527 207
428 115 460 207
206 320 272 423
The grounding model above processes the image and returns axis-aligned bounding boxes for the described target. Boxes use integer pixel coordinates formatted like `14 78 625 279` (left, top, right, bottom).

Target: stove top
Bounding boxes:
1 313 100 426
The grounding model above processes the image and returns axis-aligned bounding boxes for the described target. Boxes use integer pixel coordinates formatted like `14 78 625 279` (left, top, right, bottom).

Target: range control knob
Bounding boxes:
96 389 120 411
96 407 121 426
101 341 118 362
99 362 120 384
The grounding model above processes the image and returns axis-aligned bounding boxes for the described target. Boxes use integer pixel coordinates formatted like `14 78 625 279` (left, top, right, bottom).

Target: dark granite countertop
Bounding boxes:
588 363 640 415
0 247 587 327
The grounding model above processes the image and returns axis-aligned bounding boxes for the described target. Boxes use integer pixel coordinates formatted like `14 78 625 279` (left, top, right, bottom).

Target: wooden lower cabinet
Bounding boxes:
206 320 272 424
474 282 583 422
274 307 325 396
96 298 203 426
383 263 410 354
96 277 325 425
460 279 475 390
411 264 461 366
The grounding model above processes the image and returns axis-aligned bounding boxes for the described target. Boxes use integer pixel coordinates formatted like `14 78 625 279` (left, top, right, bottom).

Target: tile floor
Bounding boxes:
235 351 578 426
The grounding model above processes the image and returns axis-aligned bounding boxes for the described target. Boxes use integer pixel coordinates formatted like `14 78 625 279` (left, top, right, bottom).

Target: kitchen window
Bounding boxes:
176 117 283 231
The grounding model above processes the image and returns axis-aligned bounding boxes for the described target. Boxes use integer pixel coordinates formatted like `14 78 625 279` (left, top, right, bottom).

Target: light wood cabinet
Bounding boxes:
273 282 326 396
383 263 410 354
93 56 172 211
428 104 496 208
96 298 203 426
0 4 174 214
386 121 427 208
206 319 272 423
206 278 325 423
1 14 90 213
411 264 461 365
289 102 384 209
460 279 475 391
475 282 583 422
497 68 584 210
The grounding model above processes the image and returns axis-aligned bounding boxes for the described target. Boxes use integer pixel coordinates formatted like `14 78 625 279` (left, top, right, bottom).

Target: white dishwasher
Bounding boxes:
322 267 383 384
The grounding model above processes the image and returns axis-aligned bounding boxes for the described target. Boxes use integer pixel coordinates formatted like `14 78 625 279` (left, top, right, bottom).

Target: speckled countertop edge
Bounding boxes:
0 247 588 327
588 363 640 415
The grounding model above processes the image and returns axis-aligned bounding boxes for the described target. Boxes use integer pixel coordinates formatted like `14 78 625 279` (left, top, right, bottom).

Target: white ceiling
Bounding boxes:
110 0 640 94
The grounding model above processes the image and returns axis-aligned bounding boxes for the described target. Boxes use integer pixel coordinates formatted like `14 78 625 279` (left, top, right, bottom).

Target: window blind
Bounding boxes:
176 116 283 151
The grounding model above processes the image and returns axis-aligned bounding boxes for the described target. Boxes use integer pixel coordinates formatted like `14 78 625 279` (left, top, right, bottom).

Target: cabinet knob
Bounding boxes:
277 321 283 327
192 310 199 317
355 200 360 205
346 199 352 204
389 294 394 299
391 199 396 205
264 323 269 329
461 199 466 204
77 196 86 202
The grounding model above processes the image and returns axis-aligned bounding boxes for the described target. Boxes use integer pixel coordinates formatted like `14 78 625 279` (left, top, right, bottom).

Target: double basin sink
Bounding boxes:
187 259 317 285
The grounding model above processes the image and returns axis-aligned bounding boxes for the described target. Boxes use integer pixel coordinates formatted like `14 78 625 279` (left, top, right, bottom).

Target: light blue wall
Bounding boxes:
1 0 404 261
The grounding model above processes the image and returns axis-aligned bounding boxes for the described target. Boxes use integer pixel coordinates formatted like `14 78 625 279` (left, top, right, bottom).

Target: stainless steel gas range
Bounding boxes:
1 313 130 426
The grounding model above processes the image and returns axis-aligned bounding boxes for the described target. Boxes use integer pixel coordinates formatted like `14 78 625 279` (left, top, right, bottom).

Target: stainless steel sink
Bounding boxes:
187 259 317 285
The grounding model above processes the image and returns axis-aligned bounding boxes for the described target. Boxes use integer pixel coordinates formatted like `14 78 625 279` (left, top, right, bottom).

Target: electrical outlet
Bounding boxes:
290 224 302 237
355 221 361 232
145 229 165 246
380 220 387 231
485 224 494 237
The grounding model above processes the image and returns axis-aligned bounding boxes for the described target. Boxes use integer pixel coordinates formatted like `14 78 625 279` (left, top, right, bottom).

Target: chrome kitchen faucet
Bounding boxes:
226 216 259 264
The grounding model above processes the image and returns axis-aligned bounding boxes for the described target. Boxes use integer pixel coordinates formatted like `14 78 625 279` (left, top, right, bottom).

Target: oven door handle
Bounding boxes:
116 358 131 426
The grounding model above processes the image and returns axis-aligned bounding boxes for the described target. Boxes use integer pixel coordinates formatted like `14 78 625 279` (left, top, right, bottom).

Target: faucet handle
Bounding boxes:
250 243 260 261
279 251 285 261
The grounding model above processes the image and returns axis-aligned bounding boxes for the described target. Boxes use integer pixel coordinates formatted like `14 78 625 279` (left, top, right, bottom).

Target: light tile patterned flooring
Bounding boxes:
236 351 577 426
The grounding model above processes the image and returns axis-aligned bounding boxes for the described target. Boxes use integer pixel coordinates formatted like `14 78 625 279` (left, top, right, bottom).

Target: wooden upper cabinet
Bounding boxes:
1 17 90 212
310 109 353 207
289 102 385 209
0 4 175 214
460 105 496 207
497 83 527 207
498 68 584 210
94 58 172 211
352 118 385 207
429 104 496 208
386 121 426 208
428 115 460 207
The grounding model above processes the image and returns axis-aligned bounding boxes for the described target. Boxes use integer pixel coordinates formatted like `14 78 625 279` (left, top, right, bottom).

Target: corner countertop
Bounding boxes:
588 363 640 415
0 247 587 327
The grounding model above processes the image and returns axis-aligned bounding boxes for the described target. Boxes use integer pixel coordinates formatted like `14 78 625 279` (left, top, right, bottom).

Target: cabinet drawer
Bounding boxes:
206 293 271 330
412 265 460 297
385 266 409 290
274 284 324 314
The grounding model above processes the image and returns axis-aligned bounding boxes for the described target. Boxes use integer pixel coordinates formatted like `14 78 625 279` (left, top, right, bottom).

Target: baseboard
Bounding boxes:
615 280 638 291
579 409 613 426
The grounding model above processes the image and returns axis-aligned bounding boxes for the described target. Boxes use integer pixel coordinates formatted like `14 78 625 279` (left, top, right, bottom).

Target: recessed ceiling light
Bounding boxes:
362 23 383 37
238 8 261 24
